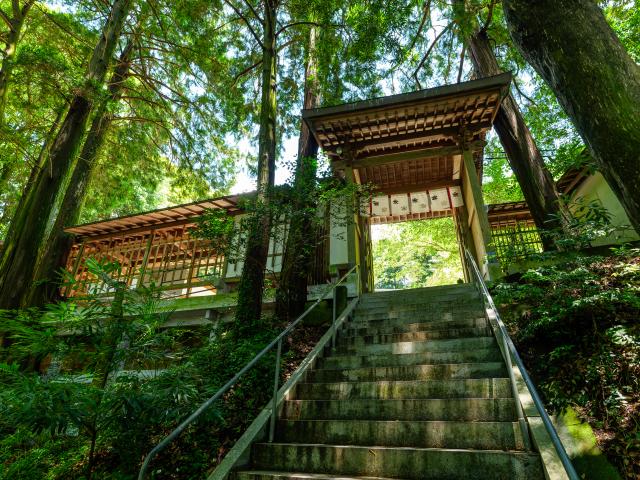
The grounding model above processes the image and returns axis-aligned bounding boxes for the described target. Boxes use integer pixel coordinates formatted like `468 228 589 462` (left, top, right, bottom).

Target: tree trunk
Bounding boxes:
275 26 320 322
502 0 640 233
466 29 571 248
233 1 278 332
0 0 132 309
0 1 34 127
0 103 66 246
26 41 134 306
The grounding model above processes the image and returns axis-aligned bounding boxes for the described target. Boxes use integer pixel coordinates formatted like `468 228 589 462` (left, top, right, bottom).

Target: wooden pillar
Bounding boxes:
462 149 492 248
137 230 155 288
343 164 358 267
451 206 471 282
65 240 86 297
462 148 499 279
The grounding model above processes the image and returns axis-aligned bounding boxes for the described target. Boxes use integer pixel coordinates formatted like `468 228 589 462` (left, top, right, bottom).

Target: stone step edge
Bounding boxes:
236 471 406 480
312 361 506 374
253 442 534 456
321 347 501 362
337 328 492 342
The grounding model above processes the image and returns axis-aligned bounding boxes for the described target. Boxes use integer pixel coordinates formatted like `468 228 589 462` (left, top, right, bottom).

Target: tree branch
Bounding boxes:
275 21 321 38
413 22 453 89
241 0 263 24
232 58 262 87
385 1 430 76
21 0 35 18
481 0 497 32
11 0 20 19
35 4 94 48
457 43 466 83
222 0 264 49
512 77 537 106
0 8 13 29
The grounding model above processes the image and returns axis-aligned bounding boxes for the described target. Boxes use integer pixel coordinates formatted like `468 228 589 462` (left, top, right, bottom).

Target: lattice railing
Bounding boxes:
491 220 544 265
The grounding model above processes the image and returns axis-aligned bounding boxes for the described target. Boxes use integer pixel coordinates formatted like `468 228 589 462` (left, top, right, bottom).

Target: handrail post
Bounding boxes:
331 285 338 348
268 338 282 443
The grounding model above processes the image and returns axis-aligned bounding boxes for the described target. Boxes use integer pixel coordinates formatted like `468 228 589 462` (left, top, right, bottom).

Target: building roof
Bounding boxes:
302 73 511 161
65 193 247 238
556 166 591 196
67 76 517 237
302 74 510 201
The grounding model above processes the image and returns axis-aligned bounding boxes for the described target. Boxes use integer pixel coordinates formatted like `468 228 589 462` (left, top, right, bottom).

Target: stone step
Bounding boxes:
334 336 497 356
310 362 507 383
361 285 477 299
251 444 544 480
281 398 516 422
357 296 481 310
236 472 403 480
275 419 526 450
352 309 485 324
294 378 512 400
336 326 493 346
344 317 489 336
355 302 482 314
319 347 503 370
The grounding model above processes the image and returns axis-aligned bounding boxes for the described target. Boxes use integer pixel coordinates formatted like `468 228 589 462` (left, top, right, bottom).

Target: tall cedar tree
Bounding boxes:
233 0 279 331
453 1 571 248
26 40 135 306
468 32 571 245
0 0 133 309
502 0 640 233
0 0 35 127
275 25 320 321
0 0 35 196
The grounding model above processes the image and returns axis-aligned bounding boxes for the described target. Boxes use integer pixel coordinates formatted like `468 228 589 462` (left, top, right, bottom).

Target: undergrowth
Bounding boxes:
0 287 328 479
493 247 640 479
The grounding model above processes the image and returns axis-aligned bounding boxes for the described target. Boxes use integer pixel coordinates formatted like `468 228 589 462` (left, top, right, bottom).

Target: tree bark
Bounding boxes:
466 29 571 248
275 26 320 322
502 0 640 233
234 1 278 332
0 0 132 309
26 41 134 306
0 1 34 127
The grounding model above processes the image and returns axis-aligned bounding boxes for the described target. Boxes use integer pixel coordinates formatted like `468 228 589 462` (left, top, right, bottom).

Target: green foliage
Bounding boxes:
373 217 464 289
546 195 621 250
0 255 326 478
493 249 640 478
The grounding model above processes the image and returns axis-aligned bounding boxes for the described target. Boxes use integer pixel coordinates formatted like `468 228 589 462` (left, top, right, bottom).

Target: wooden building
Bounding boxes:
63 74 514 304
302 72 513 282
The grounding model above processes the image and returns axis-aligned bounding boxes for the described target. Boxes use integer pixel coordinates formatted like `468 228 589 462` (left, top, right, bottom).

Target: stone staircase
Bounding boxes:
236 284 545 480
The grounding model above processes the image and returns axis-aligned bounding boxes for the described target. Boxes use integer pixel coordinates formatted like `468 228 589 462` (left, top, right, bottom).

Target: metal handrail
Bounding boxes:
137 265 359 480
463 249 579 480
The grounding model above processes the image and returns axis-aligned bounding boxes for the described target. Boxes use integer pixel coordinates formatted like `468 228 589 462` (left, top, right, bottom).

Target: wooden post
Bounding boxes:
451 207 470 283
462 148 498 278
342 164 358 268
137 230 154 288
65 240 86 297
462 149 492 246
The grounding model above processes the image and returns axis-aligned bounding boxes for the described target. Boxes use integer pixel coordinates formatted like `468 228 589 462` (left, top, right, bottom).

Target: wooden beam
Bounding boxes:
324 122 492 153
333 141 486 170
370 179 461 196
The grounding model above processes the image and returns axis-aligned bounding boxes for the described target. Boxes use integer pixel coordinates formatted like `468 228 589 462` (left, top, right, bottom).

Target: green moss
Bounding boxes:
559 408 622 480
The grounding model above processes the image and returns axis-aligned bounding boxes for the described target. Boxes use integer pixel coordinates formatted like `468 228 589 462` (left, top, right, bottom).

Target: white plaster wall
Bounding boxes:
329 200 349 266
572 172 639 246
